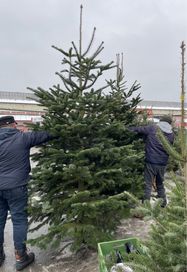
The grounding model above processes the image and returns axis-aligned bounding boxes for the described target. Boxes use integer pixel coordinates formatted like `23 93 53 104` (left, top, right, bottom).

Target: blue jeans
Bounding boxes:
0 186 28 251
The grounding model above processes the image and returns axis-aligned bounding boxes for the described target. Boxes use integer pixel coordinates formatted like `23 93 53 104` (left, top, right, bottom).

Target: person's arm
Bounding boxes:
129 125 151 135
23 131 56 148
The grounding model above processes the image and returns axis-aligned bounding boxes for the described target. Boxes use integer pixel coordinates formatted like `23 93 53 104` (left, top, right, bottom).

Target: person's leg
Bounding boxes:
0 191 8 246
8 186 28 251
8 186 35 270
144 163 155 201
0 191 8 266
0 245 5 267
155 165 167 207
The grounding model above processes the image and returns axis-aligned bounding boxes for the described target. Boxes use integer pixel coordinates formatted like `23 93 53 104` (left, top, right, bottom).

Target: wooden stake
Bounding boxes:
79 5 83 90
180 42 187 222
180 41 186 156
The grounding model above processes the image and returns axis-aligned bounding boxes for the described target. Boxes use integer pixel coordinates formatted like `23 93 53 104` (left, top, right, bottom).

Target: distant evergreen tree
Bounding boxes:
27 6 144 250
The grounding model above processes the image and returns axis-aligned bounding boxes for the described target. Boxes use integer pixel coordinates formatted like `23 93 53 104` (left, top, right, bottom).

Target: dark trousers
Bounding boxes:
0 186 28 251
144 163 167 204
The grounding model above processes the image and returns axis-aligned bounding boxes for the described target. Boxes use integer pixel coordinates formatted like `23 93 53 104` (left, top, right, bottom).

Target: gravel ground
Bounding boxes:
2 215 152 272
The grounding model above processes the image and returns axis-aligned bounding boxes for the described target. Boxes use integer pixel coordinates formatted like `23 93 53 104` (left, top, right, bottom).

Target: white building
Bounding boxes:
0 91 186 130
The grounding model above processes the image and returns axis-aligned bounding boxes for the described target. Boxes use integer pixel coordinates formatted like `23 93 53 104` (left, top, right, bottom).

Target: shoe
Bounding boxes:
156 197 167 208
15 249 35 271
0 246 5 266
161 199 167 208
132 213 144 219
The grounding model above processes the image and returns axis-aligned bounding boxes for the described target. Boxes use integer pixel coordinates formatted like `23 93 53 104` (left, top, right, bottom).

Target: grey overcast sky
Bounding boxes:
0 0 186 102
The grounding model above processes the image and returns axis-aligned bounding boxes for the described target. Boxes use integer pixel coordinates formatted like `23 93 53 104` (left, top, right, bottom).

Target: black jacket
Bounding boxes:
0 128 53 189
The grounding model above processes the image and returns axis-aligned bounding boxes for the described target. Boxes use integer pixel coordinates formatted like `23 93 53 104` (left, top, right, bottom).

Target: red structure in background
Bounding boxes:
146 107 153 118
137 107 187 128
0 106 186 130
174 115 187 128
0 110 44 132
137 107 153 118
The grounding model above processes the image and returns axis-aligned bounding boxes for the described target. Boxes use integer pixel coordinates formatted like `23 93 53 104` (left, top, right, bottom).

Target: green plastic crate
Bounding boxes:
98 237 140 272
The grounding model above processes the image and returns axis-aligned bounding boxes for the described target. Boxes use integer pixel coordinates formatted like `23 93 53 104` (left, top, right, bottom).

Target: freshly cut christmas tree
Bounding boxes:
28 6 144 250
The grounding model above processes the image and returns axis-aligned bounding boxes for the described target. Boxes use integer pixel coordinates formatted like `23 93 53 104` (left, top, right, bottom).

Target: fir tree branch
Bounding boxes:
52 45 70 57
83 27 96 57
55 72 79 92
79 5 83 56
95 84 112 93
90 42 104 60
157 128 184 162
71 41 81 62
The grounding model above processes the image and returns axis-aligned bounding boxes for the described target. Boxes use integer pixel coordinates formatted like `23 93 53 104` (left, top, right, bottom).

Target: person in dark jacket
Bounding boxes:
129 115 174 207
0 116 54 271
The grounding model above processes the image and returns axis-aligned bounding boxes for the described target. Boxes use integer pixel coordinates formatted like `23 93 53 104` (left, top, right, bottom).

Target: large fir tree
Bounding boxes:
28 6 144 250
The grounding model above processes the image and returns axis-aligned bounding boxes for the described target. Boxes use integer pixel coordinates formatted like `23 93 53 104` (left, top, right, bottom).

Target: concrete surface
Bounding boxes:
1 215 57 272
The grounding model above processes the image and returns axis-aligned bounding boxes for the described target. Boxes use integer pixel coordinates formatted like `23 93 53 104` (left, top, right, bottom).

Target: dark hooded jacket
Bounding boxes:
0 128 53 190
130 121 174 166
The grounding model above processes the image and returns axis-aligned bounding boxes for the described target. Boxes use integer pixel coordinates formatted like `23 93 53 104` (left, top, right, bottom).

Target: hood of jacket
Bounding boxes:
157 121 173 134
0 127 19 142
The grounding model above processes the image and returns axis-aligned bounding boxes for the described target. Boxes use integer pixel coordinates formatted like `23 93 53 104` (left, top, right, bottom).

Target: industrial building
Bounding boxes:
0 91 186 130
